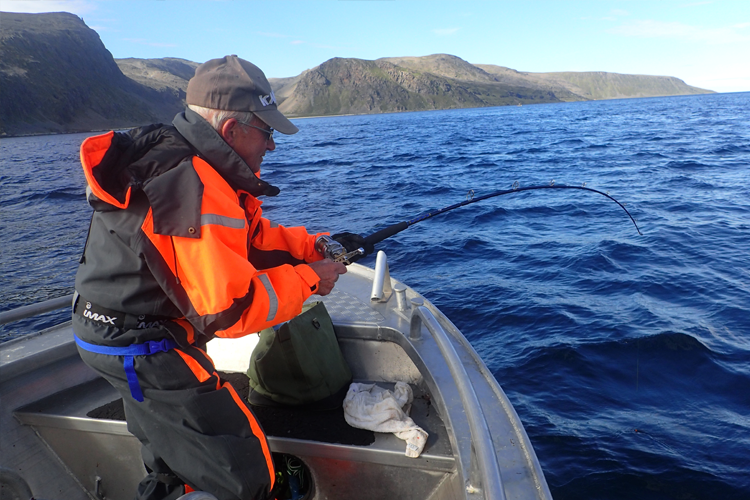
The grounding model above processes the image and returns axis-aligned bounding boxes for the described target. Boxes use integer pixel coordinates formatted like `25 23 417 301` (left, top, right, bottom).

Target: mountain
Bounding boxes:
0 12 185 136
268 74 306 106
275 53 711 117
0 12 714 136
476 64 711 100
115 57 198 97
276 56 580 117
380 54 502 84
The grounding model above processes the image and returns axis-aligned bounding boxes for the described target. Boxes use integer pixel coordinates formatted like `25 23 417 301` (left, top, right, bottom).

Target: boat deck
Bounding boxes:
1 260 552 500
14 369 456 466
12 337 457 500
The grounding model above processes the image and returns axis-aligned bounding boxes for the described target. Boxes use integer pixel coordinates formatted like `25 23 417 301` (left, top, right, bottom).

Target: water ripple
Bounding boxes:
2 93 749 500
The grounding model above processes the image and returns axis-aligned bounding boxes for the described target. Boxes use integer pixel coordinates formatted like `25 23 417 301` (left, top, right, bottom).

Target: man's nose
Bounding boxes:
266 136 275 151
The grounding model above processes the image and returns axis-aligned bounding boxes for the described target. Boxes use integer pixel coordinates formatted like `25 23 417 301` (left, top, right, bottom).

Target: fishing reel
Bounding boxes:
315 235 365 265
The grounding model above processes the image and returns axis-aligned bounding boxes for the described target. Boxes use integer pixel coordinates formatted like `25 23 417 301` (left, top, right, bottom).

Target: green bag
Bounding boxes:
246 301 352 410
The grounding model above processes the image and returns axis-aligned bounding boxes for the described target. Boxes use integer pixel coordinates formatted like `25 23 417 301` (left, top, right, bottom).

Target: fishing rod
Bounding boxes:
318 182 642 264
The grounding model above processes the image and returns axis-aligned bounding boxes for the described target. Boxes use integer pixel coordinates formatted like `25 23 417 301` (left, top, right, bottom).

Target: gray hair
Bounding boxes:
187 104 256 132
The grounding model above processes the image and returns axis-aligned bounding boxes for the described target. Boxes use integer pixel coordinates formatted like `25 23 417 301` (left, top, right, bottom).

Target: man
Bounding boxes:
73 55 366 500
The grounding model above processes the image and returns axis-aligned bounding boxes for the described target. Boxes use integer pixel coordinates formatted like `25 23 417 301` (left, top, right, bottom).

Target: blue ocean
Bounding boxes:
1 92 749 499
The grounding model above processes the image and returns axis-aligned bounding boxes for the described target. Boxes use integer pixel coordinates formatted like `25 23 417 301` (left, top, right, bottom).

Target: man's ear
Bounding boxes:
220 118 239 147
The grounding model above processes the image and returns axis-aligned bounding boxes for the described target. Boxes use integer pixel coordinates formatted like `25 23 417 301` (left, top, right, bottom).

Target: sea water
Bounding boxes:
1 92 749 499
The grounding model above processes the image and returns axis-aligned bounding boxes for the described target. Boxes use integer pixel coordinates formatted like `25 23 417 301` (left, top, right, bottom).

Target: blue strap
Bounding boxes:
74 335 178 402
74 335 178 356
123 355 144 402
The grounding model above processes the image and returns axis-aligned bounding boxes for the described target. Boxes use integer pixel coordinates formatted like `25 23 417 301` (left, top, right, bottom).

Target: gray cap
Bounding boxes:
186 55 298 135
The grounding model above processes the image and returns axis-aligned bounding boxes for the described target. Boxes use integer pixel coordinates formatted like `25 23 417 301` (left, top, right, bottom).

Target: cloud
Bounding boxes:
433 27 460 36
609 19 750 44
0 0 97 15
122 38 177 48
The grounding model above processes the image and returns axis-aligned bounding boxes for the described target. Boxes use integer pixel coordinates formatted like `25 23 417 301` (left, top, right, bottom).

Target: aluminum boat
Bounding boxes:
0 252 551 500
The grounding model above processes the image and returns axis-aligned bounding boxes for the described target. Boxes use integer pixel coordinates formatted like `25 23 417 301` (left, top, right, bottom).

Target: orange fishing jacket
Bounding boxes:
75 110 325 347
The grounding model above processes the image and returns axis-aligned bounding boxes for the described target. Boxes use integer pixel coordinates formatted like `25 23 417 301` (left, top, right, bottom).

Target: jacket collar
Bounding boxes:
172 107 280 198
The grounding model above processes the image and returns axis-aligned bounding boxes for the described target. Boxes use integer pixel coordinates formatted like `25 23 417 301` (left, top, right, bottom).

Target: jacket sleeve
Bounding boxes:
252 218 327 263
243 194 327 265
139 161 325 339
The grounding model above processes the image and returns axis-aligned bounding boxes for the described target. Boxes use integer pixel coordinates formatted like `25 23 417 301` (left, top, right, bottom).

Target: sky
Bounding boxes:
2 0 749 93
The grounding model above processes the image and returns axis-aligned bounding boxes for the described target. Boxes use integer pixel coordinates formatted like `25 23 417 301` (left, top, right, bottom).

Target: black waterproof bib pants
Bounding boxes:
74 316 274 500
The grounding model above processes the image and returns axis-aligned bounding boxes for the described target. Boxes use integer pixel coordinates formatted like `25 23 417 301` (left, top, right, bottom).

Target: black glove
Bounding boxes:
332 232 375 262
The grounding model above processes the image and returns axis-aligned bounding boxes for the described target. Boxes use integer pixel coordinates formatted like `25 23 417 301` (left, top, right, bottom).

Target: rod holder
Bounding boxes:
394 284 409 311
408 299 425 340
370 251 393 302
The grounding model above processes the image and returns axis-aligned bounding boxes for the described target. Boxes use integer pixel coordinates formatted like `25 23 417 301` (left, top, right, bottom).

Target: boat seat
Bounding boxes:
14 372 455 477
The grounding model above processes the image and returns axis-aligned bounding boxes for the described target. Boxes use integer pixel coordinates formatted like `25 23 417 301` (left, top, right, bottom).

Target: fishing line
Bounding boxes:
362 181 642 247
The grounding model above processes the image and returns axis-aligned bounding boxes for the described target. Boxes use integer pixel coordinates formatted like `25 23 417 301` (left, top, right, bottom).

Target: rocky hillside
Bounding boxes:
115 57 198 96
0 12 714 136
0 12 184 136
274 53 711 117
276 56 581 117
476 64 711 100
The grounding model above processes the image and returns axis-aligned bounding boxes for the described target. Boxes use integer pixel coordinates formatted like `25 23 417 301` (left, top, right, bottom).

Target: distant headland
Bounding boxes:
0 11 714 137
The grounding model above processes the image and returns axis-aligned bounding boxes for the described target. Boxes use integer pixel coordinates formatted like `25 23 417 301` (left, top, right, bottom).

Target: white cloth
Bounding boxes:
343 382 429 458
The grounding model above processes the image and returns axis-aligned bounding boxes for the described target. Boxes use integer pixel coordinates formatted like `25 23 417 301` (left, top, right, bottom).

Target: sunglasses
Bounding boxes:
239 121 274 141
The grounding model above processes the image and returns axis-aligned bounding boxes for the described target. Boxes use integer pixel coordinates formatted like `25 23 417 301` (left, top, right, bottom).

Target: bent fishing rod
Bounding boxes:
318 182 642 264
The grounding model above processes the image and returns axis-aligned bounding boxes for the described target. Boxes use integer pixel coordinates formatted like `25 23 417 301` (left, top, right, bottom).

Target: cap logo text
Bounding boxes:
258 91 276 107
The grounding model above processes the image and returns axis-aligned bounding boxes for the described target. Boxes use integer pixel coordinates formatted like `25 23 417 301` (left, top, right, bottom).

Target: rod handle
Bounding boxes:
363 221 409 245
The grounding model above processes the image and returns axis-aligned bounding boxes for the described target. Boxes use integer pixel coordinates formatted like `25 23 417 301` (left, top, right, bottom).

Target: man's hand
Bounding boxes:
308 259 347 296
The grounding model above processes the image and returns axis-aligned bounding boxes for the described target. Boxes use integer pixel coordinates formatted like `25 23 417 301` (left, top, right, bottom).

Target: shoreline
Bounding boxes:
1 90 734 139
